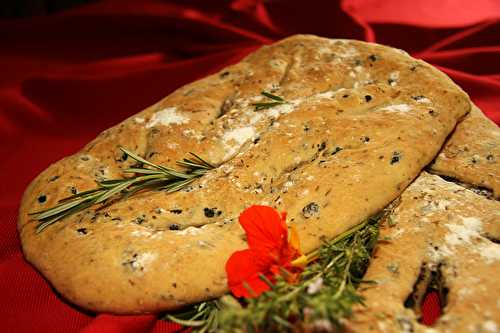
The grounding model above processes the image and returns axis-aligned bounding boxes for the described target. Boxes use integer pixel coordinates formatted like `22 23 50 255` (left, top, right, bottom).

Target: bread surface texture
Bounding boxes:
18 35 470 314
347 172 500 333
431 104 500 198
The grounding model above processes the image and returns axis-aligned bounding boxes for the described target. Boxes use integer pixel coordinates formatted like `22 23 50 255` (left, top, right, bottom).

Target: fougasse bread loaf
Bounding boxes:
346 172 500 333
18 35 471 314
431 104 500 199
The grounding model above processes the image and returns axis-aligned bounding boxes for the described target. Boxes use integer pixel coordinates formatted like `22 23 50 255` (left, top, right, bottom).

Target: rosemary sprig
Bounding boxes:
252 91 287 111
29 147 215 233
166 300 224 333
164 215 381 332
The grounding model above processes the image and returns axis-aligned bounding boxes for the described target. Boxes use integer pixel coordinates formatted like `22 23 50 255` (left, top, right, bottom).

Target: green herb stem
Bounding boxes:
252 91 288 111
29 147 215 233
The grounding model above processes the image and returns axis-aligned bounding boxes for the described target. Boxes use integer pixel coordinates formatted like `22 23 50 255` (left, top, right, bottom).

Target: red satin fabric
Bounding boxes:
1 0 498 332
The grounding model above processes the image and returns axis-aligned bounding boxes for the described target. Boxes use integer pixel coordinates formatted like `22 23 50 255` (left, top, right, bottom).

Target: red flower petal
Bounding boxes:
226 205 305 298
225 249 273 298
239 205 287 255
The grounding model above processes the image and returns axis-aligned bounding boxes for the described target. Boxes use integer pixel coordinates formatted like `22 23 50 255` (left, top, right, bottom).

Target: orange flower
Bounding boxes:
225 205 305 298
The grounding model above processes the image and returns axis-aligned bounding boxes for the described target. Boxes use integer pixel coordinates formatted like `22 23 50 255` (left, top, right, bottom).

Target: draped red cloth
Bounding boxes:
1 0 499 331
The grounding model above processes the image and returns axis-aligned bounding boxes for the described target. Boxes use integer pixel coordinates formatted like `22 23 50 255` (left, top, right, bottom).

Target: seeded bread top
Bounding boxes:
18 35 470 314
347 172 500 333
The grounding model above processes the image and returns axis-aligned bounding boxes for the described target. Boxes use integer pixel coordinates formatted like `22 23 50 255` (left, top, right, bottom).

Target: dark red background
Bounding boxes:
1 0 499 332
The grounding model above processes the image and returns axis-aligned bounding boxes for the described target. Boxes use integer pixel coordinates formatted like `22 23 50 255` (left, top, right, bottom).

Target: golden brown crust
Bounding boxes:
18 35 470 314
431 104 500 198
347 172 500 333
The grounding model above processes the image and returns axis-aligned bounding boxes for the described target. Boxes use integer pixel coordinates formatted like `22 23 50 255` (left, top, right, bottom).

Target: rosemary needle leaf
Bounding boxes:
121 147 185 177
162 178 197 193
188 152 216 169
98 179 129 187
251 91 288 111
177 160 210 170
165 315 207 327
161 168 195 180
122 178 169 200
253 102 283 111
119 147 164 172
261 91 285 102
123 168 165 175
53 188 103 203
94 179 136 204
273 315 293 328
